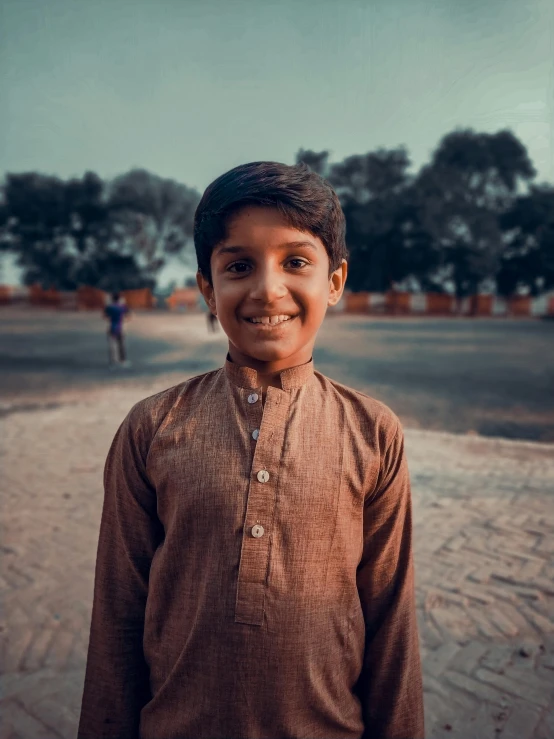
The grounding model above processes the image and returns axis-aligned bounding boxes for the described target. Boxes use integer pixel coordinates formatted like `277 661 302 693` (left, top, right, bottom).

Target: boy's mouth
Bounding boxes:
245 314 293 324
243 314 298 328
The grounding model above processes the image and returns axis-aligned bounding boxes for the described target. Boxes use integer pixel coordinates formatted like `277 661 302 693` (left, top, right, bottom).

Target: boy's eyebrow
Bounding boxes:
214 240 318 257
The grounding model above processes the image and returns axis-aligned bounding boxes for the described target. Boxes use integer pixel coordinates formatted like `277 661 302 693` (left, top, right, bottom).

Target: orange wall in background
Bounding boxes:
508 296 531 317
426 293 454 315
344 292 370 313
77 286 106 310
166 288 200 311
29 285 61 307
2 284 553 318
469 295 493 316
122 288 154 310
385 291 410 314
0 286 12 305
76 287 155 310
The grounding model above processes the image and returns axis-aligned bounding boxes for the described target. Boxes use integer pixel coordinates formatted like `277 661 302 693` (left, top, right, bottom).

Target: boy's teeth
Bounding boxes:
249 315 291 324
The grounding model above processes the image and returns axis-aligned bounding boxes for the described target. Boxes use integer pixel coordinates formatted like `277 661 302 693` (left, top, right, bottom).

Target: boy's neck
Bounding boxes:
226 344 312 395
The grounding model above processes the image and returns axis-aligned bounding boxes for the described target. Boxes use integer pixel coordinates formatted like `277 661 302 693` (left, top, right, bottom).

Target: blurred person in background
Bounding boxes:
104 291 131 367
207 308 219 332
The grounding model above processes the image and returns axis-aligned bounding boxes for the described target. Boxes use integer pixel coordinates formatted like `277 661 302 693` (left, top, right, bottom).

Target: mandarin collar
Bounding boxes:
224 353 314 391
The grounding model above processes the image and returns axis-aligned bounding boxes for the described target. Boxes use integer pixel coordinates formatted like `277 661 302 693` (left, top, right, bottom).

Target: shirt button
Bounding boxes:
247 393 259 404
251 524 265 538
257 469 269 483
252 429 260 440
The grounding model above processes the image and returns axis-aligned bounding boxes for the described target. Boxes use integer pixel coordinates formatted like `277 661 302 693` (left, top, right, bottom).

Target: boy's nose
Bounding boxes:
249 269 287 303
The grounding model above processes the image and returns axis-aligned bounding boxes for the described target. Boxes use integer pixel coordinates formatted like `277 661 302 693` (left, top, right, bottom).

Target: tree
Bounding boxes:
0 168 201 290
0 171 156 289
295 149 330 177
328 148 411 205
296 146 440 292
0 172 101 289
324 147 436 291
76 251 155 291
497 184 554 296
414 129 536 298
107 169 200 274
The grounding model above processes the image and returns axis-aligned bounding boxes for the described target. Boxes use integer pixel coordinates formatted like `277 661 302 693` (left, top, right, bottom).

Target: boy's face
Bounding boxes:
197 206 347 374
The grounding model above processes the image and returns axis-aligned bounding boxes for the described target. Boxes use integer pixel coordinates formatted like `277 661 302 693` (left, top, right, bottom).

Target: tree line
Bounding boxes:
0 169 200 292
1 128 553 296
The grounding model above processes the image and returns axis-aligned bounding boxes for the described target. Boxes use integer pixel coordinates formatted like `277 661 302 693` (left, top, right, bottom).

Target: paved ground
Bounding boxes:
0 309 553 738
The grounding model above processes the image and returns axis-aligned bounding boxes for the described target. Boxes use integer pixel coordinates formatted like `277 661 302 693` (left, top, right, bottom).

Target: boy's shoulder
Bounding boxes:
123 367 223 437
313 369 401 438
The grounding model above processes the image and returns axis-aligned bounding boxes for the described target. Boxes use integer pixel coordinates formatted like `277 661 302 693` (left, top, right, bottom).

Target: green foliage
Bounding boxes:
497 185 554 295
295 149 330 177
296 128 543 297
329 148 411 204
413 129 536 297
0 171 113 289
107 169 200 271
298 145 437 291
0 169 200 290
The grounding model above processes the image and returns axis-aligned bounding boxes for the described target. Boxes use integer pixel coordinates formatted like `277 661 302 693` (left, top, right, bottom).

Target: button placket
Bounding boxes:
235 389 291 625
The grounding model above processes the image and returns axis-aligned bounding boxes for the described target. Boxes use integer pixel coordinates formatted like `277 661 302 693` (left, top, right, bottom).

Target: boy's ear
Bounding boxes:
328 259 348 306
196 271 217 314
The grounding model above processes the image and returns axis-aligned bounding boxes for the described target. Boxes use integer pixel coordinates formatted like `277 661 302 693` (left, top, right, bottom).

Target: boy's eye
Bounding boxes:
227 262 250 273
227 258 308 273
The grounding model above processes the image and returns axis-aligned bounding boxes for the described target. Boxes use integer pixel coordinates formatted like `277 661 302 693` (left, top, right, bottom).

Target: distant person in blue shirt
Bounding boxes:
104 292 130 367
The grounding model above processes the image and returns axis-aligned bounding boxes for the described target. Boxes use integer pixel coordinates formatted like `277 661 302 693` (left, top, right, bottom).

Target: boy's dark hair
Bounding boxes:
194 161 348 285
111 292 120 302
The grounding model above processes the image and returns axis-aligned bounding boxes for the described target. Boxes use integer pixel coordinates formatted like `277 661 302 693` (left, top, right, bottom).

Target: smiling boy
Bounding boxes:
78 162 424 739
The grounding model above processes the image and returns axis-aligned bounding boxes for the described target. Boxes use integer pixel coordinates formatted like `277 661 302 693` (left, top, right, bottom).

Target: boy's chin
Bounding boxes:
230 339 300 365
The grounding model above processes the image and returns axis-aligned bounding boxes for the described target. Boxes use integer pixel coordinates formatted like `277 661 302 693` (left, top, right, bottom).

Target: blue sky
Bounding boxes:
1 0 552 188
1 0 552 284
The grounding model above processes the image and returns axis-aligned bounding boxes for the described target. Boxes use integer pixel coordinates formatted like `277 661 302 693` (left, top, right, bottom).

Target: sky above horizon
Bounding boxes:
1 0 553 285
1 0 553 192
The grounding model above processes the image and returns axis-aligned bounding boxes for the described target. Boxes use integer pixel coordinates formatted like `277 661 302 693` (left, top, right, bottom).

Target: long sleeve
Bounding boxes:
355 420 425 739
78 407 163 739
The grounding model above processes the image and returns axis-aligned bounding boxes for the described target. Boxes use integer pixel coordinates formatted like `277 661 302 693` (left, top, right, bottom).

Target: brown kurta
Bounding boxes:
78 356 424 739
